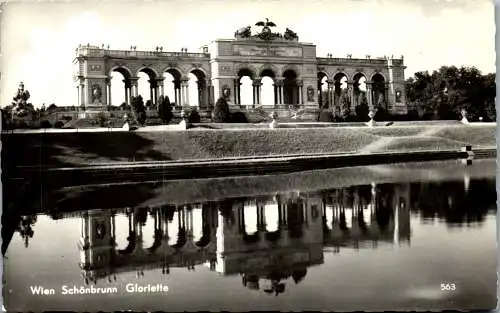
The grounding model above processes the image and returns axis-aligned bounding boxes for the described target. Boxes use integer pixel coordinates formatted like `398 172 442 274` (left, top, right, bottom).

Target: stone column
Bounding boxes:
130 77 139 98
156 78 164 104
274 79 283 106
205 79 211 109
185 80 190 106
181 79 189 106
280 84 284 106
150 87 154 104
233 79 239 105
80 83 85 107
347 81 354 109
327 80 334 108
106 77 112 107
253 78 262 107
297 80 303 106
366 82 373 110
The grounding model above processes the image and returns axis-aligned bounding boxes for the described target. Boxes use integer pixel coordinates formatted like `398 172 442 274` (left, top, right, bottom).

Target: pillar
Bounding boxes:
366 82 373 110
253 79 261 107
80 83 85 107
156 78 164 104
347 81 354 109
234 79 240 105
279 83 284 106
130 77 139 98
297 81 303 106
106 78 112 107
327 80 334 108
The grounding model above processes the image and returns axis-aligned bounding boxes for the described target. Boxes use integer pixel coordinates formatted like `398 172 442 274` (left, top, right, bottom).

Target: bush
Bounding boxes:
186 109 201 123
131 95 147 125
158 95 173 124
354 104 370 122
374 107 389 121
318 110 334 122
230 111 249 123
40 120 52 128
213 97 230 122
54 121 65 128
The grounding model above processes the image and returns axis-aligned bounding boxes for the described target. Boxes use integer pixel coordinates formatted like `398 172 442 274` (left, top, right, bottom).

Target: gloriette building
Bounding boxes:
73 20 407 114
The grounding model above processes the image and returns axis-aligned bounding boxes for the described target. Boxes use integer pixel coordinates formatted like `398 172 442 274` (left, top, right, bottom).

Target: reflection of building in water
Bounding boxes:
77 184 411 287
215 192 324 294
78 205 218 284
322 183 411 250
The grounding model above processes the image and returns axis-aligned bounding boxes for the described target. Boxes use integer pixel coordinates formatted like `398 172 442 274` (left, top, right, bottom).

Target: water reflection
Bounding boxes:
7 178 495 297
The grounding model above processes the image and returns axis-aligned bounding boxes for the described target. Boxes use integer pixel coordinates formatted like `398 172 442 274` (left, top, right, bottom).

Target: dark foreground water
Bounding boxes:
3 159 497 312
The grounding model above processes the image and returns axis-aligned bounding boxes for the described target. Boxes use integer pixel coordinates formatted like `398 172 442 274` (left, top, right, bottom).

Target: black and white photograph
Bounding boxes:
0 0 497 311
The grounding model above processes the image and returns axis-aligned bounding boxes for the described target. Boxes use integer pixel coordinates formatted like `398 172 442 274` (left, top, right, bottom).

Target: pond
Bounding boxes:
3 159 497 312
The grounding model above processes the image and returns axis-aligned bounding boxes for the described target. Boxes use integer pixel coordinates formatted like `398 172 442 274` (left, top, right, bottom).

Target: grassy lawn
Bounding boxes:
2 124 496 169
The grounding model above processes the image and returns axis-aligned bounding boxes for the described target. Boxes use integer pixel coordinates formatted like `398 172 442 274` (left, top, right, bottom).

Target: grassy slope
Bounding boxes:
2 125 496 168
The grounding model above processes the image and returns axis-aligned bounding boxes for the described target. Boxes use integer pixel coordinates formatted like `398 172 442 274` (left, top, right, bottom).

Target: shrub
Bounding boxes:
355 103 370 122
230 111 249 123
131 95 147 125
158 95 173 124
40 120 52 128
318 110 334 122
54 121 65 128
213 97 230 122
186 109 201 123
374 106 389 121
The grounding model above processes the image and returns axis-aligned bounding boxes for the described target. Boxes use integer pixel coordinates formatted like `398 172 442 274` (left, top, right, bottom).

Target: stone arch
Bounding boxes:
109 65 133 79
259 67 277 78
135 67 160 105
259 68 277 106
283 69 300 106
188 68 208 107
281 65 300 78
162 68 183 106
136 66 159 79
317 72 329 108
333 72 349 110
187 66 208 79
162 67 183 79
352 72 367 109
371 73 387 108
370 72 386 81
237 67 257 80
236 65 258 79
237 68 256 106
333 71 349 82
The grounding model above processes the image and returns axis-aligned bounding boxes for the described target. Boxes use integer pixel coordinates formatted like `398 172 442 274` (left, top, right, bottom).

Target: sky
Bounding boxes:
0 0 496 107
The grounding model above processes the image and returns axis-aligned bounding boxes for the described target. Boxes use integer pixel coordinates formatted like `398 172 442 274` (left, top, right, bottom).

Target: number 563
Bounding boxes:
441 283 456 291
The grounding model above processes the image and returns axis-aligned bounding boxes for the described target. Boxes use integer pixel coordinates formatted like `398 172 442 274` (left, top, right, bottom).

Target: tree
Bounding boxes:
354 97 369 121
339 93 351 121
213 97 230 122
405 66 495 121
158 95 173 123
131 95 146 125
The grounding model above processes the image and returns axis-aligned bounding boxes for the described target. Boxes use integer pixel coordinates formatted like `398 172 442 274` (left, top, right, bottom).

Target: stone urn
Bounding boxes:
178 109 188 129
122 113 130 130
366 110 376 127
269 111 279 129
460 109 469 124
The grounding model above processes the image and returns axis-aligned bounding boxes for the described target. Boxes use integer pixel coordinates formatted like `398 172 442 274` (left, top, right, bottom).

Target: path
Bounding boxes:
359 126 446 154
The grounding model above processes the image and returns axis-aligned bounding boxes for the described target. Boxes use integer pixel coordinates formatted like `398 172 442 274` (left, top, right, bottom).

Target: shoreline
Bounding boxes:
9 147 494 188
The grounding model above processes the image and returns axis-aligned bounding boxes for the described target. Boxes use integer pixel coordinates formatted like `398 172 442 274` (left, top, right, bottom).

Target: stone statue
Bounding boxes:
284 28 298 40
235 26 251 38
307 87 314 102
91 84 102 104
395 90 402 103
